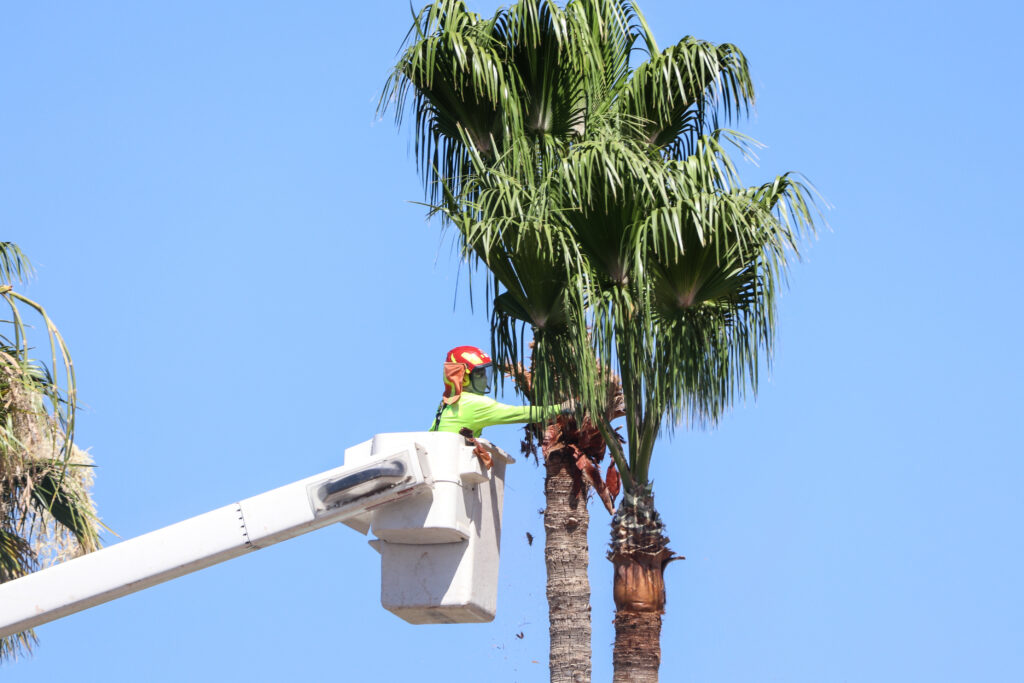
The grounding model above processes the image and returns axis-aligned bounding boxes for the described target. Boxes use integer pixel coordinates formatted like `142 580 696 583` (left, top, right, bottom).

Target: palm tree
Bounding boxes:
448 96 818 683
566 140 818 682
382 3 608 679
0 243 101 662
384 2 821 680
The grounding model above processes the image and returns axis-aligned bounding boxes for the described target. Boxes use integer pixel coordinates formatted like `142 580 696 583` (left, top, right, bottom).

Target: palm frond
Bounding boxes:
498 0 588 143
381 0 516 201
615 37 754 159
0 527 35 583
0 244 32 287
567 0 639 114
1 291 76 463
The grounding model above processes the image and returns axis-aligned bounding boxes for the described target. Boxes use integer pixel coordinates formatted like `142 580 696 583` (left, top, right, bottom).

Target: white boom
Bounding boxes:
0 436 456 639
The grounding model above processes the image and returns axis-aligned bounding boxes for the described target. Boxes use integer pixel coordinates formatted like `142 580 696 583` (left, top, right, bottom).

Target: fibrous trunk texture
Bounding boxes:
610 486 675 683
545 450 591 683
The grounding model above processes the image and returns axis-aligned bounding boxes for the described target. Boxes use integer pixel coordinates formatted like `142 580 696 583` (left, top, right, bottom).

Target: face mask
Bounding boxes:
469 364 493 394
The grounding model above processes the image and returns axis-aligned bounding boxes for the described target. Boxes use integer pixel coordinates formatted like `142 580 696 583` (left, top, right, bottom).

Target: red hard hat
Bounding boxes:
445 346 492 371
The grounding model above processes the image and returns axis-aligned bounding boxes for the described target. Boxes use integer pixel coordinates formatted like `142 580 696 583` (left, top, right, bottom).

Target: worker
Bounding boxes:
429 345 569 437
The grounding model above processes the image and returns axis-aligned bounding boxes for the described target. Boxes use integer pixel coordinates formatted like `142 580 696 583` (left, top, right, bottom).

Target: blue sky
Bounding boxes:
3 1 1022 681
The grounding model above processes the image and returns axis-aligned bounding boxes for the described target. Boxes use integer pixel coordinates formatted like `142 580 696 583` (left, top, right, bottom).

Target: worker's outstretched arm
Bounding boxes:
470 395 562 426
435 393 567 436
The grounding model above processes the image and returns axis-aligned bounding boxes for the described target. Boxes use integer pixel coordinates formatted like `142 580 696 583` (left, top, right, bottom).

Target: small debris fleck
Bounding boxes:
525 532 534 546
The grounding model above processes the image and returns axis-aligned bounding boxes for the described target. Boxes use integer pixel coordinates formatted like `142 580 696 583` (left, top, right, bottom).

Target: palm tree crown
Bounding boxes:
384 2 822 679
0 243 101 662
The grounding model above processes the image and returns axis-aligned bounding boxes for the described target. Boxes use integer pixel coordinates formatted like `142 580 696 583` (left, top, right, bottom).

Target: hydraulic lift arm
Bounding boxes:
0 441 430 639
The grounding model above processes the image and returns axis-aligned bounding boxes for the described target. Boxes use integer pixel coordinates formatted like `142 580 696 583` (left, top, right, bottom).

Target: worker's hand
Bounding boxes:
559 398 577 414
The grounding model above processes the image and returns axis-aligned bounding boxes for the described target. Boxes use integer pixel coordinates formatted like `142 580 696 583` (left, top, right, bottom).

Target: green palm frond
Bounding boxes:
0 528 35 583
615 37 754 158
1 291 76 463
567 0 638 112
0 244 32 287
382 0 514 201
28 462 101 554
497 0 587 143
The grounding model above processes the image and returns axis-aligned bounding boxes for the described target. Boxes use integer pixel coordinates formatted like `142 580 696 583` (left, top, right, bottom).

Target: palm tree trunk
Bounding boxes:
609 486 675 682
544 449 591 683
612 558 664 682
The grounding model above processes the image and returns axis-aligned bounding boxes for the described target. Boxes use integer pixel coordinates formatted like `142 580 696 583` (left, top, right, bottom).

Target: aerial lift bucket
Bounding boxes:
343 431 512 624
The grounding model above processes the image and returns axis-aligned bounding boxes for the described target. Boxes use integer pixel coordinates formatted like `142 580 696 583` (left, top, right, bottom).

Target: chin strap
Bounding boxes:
430 400 446 432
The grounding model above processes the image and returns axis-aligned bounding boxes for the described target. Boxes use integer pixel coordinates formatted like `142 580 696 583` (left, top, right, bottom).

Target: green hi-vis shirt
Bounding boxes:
431 392 561 437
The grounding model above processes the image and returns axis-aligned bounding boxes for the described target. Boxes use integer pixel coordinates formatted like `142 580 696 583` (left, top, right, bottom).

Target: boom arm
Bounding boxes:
0 441 429 639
